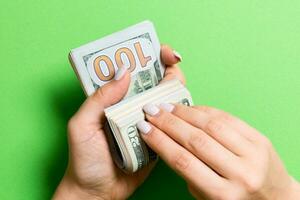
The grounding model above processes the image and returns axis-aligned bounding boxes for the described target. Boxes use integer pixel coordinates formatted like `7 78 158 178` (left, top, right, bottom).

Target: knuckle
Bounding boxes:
188 134 207 153
67 116 84 140
259 135 273 149
241 173 264 194
173 151 191 172
194 105 213 113
160 114 177 128
93 88 106 102
207 118 223 133
219 112 234 123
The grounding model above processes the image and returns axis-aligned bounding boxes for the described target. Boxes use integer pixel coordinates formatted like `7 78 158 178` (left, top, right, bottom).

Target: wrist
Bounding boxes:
285 177 300 199
272 176 300 200
52 174 105 200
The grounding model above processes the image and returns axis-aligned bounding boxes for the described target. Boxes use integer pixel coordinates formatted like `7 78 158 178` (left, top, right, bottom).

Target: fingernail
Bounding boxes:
143 103 160 116
114 66 127 80
173 50 182 62
159 103 174 112
137 120 152 134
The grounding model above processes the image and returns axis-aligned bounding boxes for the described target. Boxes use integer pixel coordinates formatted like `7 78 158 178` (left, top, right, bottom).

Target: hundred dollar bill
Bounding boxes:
68 21 165 173
68 21 193 173
69 21 164 97
105 79 193 172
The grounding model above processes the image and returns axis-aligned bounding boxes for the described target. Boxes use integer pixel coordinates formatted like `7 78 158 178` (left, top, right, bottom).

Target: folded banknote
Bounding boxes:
69 21 193 173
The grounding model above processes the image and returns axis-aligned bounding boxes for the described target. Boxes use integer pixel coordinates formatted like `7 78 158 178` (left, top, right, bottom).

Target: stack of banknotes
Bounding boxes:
69 21 193 173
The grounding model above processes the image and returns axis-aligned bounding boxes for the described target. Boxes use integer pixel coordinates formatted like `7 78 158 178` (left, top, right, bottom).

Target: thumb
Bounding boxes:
74 67 130 125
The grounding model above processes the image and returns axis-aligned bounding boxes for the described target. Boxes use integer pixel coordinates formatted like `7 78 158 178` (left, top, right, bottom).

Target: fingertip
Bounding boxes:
113 69 131 89
161 45 181 65
90 69 131 108
143 103 160 116
159 103 175 113
172 50 182 62
137 120 152 135
114 66 127 80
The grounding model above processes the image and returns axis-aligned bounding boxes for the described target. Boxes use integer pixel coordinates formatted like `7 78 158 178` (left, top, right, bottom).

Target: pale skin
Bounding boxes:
53 45 184 200
138 104 300 200
53 45 300 200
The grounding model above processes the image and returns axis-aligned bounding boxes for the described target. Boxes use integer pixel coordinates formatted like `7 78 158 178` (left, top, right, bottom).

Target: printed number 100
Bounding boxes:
93 42 152 81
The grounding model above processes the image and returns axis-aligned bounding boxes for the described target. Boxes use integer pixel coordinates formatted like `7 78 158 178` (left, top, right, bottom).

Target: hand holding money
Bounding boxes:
53 21 300 200
53 22 188 198
68 21 192 173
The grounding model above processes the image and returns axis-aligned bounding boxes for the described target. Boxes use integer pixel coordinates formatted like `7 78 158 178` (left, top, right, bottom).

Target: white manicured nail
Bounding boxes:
173 50 182 61
137 120 152 134
160 103 174 112
143 103 160 116
114 66 127 80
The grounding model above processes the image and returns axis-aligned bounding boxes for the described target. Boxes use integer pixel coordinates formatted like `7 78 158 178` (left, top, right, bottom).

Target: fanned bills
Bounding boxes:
69 21 193 173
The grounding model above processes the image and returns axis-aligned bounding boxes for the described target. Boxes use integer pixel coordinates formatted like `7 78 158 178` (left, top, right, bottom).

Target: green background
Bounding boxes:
1 0 300 199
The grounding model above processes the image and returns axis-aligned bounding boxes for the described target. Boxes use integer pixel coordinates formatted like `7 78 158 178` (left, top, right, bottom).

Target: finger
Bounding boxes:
160 44 185 84
167 104 253 156
73 67 130 126
161 64 186 85
142 104 239 178
161 44 182 65
136 120 227 196
192 106 263 142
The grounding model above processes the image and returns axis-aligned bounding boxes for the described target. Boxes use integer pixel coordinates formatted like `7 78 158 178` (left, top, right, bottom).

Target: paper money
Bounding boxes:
105 79 193 172
69 21 164 97
69 21 193 173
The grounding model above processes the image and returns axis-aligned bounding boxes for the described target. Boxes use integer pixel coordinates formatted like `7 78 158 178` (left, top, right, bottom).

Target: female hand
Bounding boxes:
53 45 185 200
137 104 300 200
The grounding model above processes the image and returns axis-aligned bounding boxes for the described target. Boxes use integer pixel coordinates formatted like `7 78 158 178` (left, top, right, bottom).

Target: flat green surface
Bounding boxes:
1 0 300 199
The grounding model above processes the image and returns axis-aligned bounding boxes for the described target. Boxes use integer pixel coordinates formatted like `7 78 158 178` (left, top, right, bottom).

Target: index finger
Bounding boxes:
136 120 228 197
